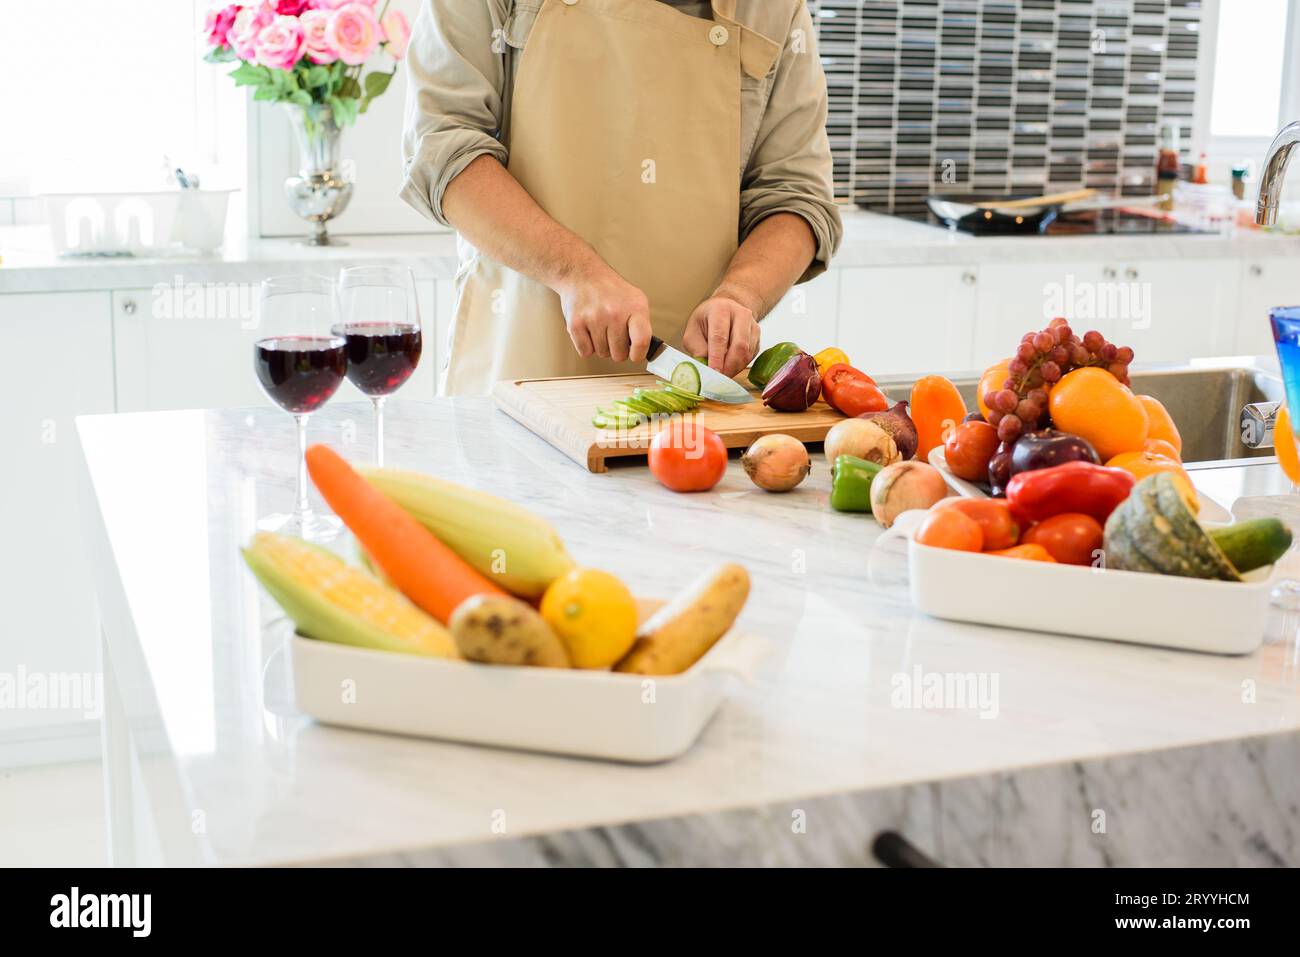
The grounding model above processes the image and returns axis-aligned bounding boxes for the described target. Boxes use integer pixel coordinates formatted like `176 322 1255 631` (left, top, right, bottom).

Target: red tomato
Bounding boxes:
648 421 727 492
944 420 1000 481
936 498 1020 550
1021 513 1104 566
821 363 887 417
915 508 983 552
986 544 1057 562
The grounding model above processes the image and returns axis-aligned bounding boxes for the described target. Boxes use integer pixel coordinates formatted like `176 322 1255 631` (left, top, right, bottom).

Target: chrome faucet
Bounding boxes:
1257 120 1300 226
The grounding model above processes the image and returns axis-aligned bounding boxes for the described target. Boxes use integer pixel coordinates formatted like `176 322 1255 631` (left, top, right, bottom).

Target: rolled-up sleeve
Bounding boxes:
739 2 842 281
400 0 511 226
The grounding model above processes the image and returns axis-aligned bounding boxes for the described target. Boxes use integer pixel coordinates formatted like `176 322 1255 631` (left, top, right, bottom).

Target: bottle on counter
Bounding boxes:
1156 123 1181 210
1231 164 1249 201
1193 152 1209 185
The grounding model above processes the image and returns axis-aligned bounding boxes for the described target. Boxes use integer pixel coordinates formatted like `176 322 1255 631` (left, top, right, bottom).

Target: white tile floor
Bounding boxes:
0 760 108 866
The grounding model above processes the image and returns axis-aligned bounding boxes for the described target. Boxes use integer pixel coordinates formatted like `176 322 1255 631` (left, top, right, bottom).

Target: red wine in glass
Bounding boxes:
254 336 347 414
336 323 423 396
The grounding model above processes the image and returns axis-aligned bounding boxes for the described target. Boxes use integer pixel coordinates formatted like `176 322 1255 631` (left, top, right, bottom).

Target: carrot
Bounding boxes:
305 444 506 622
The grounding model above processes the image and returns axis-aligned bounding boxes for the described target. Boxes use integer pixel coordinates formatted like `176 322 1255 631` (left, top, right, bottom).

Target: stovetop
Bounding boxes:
895 207 1213 237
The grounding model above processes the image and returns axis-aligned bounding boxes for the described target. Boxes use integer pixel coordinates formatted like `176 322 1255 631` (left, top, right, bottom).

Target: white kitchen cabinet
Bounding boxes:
974 258 1238 368
1117 259 1238 360
113 283 437 414
757 269 840 355
838 265 978 375
113 287 275 412
1235 257 1300 356
0 292 115 732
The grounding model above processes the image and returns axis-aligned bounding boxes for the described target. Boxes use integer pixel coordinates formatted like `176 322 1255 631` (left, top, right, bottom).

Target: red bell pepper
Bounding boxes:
1005 461 1135 524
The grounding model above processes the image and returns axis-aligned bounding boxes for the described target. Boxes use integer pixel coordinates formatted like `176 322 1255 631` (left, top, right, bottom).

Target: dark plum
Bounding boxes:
1009 429 1100 477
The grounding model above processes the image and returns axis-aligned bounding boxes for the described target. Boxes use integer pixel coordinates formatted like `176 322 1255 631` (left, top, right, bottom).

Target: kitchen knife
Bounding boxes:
645 335 753 404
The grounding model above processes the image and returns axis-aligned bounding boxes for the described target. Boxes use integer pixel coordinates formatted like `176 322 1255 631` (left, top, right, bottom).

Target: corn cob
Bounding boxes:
359 467 575 599
243 532 460 659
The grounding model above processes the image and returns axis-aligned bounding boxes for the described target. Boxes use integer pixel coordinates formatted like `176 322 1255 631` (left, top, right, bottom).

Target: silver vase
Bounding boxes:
284 105 353 246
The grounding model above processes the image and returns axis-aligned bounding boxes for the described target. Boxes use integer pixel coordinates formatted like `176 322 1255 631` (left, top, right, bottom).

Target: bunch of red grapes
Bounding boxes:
982 317 1134 444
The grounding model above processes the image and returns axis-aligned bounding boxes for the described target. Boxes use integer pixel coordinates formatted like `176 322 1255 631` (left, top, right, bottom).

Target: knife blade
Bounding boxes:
645 335 753 404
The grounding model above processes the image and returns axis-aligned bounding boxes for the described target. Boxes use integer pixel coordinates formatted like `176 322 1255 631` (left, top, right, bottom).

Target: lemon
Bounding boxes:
540 569 638 669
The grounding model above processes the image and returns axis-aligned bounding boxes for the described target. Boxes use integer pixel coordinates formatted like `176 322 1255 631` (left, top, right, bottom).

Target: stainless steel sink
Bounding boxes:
875 364 1284 464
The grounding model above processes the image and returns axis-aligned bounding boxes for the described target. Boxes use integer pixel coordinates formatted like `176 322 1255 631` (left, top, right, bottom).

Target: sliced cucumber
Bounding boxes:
594 381 703 427
640 389 687 413
619 395 658 415
671 361 702 396
658 381 705 401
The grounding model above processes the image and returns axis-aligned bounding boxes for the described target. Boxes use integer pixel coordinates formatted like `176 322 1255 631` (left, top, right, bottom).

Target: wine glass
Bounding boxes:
334 265 423 467
253 274 347 541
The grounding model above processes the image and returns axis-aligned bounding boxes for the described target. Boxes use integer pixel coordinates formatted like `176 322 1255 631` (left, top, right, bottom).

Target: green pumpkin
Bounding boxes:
1103 474 1240 581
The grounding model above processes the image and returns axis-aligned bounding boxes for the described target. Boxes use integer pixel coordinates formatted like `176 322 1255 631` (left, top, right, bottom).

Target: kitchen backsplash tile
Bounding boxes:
813 0 1202 213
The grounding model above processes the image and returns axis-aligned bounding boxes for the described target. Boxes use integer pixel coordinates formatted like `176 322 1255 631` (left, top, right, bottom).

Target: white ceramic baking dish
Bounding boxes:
895 509 1274 655
289 626 769 763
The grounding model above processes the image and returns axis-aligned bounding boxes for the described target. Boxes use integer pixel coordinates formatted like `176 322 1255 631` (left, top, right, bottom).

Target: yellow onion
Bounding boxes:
741 434 811 492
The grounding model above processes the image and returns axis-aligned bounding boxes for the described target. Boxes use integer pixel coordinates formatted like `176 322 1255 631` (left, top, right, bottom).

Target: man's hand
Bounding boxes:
682 293 762 377
556 264 653 362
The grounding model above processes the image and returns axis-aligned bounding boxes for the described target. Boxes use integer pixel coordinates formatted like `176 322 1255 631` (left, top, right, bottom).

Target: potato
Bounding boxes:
449 595 570 668
614 564 750 676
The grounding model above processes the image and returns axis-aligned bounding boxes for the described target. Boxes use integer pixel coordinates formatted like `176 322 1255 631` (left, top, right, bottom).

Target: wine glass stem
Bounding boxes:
373 396 386 468
294 413 311 522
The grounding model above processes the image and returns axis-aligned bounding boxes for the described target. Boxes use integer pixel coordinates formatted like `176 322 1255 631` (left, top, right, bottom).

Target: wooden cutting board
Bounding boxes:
493 372 846 472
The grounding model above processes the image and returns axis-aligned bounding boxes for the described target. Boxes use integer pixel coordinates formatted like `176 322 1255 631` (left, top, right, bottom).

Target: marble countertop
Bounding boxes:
9 209 1300 295
77 394 1300 866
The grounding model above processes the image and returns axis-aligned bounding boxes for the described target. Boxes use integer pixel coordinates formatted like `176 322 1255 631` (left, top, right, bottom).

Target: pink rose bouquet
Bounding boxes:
202 0 405 127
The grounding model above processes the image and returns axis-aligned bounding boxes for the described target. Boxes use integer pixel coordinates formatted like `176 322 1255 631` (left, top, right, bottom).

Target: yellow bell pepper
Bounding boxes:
813 347 851 380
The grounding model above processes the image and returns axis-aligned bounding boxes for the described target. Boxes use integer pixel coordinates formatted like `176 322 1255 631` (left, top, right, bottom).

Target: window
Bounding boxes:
1209 0 1289 138
1198 0 1300 171
0 1 244 199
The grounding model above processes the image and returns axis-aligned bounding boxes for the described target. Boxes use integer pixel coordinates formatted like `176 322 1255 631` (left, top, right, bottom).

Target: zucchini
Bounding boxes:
1209 519 1292 573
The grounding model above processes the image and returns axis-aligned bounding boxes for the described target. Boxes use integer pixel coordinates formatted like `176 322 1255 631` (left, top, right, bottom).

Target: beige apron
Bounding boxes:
443 0 745 396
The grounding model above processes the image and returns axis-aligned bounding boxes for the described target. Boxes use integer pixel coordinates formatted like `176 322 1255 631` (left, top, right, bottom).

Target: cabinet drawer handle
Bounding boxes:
1250 264 1264 277
871 831 942 868
122 299 137 315
1103 266 1117 279
961 271 977 285
1124 267 1139 280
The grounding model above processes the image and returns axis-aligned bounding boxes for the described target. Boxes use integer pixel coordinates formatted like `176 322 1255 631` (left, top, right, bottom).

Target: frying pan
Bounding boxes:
926 188 1098 234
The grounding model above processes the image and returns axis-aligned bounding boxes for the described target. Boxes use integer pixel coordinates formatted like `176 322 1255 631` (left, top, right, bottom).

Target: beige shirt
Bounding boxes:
399 0 843 279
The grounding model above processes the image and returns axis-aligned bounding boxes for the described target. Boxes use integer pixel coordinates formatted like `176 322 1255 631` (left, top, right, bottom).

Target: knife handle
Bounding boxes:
647 335 665 359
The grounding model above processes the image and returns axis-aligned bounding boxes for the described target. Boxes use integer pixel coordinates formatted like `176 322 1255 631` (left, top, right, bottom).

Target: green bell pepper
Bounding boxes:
748 341 802 390
829 454 881 512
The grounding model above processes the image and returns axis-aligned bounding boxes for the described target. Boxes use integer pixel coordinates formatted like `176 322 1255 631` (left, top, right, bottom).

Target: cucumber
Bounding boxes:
593 382 702 428
631 390 673 413
671 361 702 395
1209 519 1292 573
618 395 658 415
659 382 705 402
